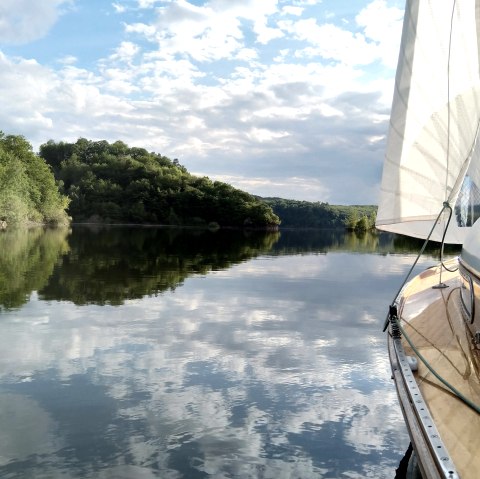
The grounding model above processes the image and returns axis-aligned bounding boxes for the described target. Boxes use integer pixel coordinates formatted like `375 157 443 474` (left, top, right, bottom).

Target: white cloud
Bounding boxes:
281 6 304 16
124 0 283 61
112 2 127 13
234 47 258 62
0 54 56 131
0 52 137 143
57 55 78 65
356 0 404 69
0 0 405 204
282 19 379 66
0 0 72 44
292 0 318 5
109 41 141 62
152 3 244 62
124 22 157 39
247 127 289 142
253 22 284 45
137 0 161 7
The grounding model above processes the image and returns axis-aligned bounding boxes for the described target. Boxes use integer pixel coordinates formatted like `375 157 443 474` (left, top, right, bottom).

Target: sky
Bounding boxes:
0 0 405 204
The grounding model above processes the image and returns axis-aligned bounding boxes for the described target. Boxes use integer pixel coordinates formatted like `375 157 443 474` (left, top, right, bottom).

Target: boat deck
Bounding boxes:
397 261 480 479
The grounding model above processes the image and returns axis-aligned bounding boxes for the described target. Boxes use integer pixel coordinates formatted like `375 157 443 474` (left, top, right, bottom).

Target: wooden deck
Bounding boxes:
395 261 480 479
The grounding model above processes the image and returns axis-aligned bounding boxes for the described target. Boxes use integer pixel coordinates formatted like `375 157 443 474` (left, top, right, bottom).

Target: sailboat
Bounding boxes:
376 1 480 478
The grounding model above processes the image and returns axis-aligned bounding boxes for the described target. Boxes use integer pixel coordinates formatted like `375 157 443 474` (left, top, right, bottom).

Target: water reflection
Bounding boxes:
39 226 283 306
0 227 440 478
0 226 455 310
0 227 70 310
271 228 460 257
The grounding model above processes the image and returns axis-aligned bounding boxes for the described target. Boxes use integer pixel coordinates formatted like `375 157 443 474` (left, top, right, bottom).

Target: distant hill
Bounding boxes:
261 197 377 230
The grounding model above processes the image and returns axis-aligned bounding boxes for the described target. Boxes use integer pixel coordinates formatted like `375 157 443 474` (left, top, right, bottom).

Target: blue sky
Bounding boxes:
0 0 404 204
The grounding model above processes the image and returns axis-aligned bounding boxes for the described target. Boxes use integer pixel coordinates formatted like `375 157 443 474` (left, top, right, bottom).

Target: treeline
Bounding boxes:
39 138 280 228
1 131 377 230
262 197 377 230
0 133 280 228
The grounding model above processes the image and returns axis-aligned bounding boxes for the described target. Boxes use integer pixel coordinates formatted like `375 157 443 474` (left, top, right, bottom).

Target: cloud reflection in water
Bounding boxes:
0 240 421 478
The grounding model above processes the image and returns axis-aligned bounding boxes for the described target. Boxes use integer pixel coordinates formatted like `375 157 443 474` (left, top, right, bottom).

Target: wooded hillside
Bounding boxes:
262 197 376 230
39 138 280 228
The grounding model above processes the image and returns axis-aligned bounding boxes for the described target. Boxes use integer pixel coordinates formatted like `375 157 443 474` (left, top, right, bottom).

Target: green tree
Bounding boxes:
0 132 69 225
354 215 369 232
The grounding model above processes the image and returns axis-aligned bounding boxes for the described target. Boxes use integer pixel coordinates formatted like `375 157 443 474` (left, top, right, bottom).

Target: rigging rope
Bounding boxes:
439 203 458 273
382 202 453 332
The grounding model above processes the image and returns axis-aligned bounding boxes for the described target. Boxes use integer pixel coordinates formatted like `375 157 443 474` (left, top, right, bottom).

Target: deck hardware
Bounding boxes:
389 305 401 338
393 336 460 479
406 355 418 371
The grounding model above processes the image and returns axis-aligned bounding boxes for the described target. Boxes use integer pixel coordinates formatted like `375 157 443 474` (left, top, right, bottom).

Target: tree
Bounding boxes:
0 132 69 225
355 215 369 232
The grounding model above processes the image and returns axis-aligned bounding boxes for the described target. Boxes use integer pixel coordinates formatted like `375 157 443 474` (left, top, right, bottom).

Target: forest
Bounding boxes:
262 197 377 231
0 132 377 230
39 138 280 228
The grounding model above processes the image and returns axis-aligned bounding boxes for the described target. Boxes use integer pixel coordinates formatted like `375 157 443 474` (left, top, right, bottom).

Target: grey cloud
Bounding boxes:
158 87 388 202
270 81 319 102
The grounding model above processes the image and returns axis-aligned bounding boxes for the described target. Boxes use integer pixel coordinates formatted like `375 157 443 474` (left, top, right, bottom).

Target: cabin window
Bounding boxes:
460 270 475 324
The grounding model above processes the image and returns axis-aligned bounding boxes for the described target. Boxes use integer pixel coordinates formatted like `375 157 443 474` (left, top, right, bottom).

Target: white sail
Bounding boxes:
376 0 480 244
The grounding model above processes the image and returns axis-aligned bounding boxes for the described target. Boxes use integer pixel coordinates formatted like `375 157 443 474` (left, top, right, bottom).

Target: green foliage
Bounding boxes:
349 210 377 232
40 138 280 228
355 215 369 232
346 210 359 230
0 132 70 225
262 197 377 230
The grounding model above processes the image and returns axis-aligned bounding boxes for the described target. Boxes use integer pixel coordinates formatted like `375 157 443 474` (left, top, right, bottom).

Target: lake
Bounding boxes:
0 226 450 478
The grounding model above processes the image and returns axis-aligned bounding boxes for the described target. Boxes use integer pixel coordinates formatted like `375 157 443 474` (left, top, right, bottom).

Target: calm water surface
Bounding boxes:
0 226 449 478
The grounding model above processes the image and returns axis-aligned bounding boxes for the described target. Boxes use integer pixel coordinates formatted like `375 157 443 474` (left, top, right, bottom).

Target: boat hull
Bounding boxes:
389 259 480 479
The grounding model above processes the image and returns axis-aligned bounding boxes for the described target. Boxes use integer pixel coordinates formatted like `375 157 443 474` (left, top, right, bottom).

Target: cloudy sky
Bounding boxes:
0 0 404 204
